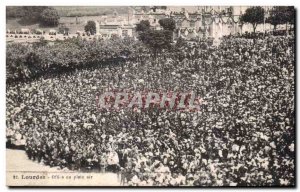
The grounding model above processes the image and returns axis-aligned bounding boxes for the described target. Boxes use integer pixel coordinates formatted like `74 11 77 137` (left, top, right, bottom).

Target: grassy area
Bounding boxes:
6 18 51 31
54 6 130 17
7 16 98 34
6 6 132 33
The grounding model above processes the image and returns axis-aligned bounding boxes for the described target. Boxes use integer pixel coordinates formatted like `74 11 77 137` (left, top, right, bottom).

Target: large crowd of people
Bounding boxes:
6 34 295 186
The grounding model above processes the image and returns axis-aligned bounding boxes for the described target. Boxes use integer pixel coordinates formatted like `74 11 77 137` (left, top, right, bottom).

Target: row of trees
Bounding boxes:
240 6 295 33
6 38 144 82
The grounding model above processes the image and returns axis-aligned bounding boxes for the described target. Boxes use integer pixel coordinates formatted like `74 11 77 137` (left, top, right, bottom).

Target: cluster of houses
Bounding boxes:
6 6 276 42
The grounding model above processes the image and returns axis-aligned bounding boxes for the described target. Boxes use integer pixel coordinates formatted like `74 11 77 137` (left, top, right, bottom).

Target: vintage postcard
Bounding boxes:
6 6 295 186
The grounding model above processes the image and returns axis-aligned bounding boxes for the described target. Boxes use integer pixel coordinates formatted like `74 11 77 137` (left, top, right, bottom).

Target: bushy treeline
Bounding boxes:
7 6 60 27
6 38 144 83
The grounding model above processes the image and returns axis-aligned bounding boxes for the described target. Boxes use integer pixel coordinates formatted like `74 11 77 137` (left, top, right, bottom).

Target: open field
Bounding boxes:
6 16 101 34
54 6 130 17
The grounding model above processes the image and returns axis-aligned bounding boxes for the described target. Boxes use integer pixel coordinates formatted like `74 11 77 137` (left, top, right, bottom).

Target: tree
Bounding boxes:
286 6 295 25
6 6 24 18
286 6 295 34
266 7 284 32
40 7 60 27
267 6 295 32
158 18 176 41
240 6 265 33
136 20 150 32
21 6 48 21
136 20 173 59
158 18 176 31
84 21 97 35
139 30 172 59
268 6 295 34
14 6 48 25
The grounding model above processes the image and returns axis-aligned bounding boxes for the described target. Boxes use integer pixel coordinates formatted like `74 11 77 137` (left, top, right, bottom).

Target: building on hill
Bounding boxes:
130 6 275 40
95 14 134 38
6 6 277 41
97 24 134 39
130 6 240 39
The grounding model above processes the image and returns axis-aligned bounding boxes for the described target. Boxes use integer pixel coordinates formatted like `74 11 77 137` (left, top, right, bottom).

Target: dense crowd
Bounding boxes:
6 34 295 186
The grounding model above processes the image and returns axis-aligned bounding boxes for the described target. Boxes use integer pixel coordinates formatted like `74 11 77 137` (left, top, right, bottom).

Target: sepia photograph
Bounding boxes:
5 5 295 187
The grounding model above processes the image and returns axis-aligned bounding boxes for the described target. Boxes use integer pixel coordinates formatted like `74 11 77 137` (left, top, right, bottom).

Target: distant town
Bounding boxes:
6 6 293 43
